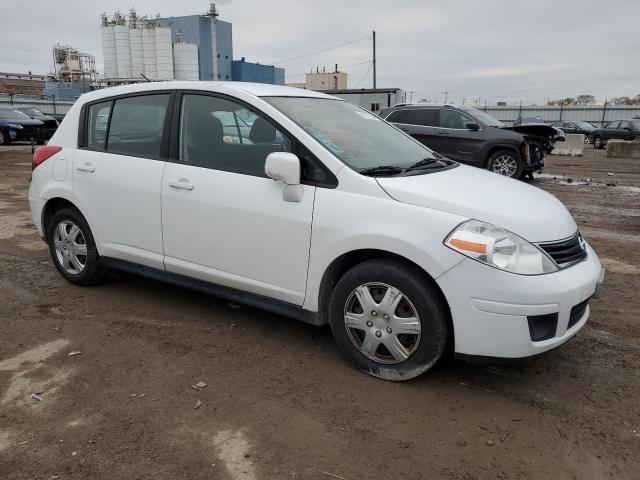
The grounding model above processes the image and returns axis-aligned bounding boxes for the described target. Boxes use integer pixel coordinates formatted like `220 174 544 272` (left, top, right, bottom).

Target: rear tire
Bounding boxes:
328 259 448 381
593 136 604 149
487 149 524 179
47 208 107 286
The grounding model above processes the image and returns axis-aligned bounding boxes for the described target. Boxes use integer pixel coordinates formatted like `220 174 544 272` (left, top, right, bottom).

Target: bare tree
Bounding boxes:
575 95 595 106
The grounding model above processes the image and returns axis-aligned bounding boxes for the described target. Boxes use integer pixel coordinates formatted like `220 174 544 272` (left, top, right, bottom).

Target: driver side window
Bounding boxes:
179 94 292 176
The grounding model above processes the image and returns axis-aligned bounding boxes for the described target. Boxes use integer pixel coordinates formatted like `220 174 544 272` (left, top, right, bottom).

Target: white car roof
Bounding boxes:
79 81 337 103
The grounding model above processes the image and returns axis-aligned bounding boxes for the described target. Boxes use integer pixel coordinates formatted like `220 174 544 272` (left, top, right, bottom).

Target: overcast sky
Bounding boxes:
1 0 638 105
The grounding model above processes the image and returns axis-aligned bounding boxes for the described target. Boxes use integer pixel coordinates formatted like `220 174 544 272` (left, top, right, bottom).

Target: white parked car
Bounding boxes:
29 82 604 381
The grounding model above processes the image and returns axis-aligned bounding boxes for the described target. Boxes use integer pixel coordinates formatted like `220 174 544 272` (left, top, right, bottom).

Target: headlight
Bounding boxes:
7 123 23 129
445 219 558 275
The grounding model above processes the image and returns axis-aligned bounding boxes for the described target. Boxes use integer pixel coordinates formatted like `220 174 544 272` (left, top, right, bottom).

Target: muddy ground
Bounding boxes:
0 145 638 480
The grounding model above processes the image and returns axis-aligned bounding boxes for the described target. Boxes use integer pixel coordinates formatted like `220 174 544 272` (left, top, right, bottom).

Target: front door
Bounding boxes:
73 93 172 269
161 93 315 305
434 109 485 164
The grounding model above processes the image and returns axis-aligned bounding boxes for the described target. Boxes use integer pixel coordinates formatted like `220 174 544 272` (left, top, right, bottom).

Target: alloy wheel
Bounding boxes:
491 155 518 177
594 137 602 148
53 220 88 275
343 282 421 364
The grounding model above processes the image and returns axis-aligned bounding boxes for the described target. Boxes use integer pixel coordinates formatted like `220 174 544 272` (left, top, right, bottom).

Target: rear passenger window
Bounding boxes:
87 101 111 149
179 94 292 176
106 94 170 158
405 109 438 127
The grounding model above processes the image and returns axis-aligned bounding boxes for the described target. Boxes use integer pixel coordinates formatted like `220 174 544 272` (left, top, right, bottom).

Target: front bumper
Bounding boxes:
436 243 603 358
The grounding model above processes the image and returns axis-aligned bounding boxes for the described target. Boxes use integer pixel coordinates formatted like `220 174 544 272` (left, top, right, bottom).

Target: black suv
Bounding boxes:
380 104 552 179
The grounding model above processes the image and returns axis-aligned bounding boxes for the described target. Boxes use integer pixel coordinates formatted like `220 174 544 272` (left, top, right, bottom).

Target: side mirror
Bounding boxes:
466 122 481 131
265 152 303 202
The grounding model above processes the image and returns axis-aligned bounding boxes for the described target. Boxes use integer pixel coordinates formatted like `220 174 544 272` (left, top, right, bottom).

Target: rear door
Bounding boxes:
74 92 173 268
434 108 485 164
161 92 315 305
387 108 440 152
602 121 620 140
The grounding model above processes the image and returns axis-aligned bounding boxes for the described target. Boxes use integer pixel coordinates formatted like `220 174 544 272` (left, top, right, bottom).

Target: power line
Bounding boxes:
271 35 370 65
353 62 373 88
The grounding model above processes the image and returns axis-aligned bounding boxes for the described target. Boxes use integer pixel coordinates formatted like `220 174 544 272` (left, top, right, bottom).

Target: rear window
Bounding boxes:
405 109 438 127
87 101 111 149
106 94 170 158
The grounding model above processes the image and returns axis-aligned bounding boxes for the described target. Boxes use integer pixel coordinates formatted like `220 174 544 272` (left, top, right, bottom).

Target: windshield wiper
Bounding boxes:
359 165 405 177
405 157 440 172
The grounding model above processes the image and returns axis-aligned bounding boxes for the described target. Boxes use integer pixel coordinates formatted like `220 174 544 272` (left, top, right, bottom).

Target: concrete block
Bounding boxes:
606 139 640 159
551 134 585 156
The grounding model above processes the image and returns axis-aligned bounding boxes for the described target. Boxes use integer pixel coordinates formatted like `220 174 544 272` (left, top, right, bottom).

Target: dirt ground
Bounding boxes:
0 145 638 480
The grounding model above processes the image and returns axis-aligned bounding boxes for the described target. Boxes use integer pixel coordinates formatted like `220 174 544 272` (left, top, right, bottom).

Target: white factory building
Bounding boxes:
100 9 199 83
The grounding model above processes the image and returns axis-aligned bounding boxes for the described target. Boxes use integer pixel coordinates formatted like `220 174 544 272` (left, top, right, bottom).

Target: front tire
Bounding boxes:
328 259 448 381
47 208 107 285
487 149 524 179
593 136 604 149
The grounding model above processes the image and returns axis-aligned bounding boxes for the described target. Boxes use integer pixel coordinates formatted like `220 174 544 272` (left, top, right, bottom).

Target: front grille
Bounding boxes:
568 298 590 329
538 232 587 267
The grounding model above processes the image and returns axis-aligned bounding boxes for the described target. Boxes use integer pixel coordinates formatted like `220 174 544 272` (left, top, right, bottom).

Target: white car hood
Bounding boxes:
376 164 577 243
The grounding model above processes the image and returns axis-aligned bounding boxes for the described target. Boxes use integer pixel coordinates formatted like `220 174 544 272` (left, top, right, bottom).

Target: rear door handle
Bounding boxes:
168 178 194 190
400 127 409 132
438 130 450 135
76 163 95 173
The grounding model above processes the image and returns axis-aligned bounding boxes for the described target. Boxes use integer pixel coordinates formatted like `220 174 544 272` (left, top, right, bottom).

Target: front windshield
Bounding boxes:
460 106 504 128
262 97 441 171
22 107 43 116
0 109 30 120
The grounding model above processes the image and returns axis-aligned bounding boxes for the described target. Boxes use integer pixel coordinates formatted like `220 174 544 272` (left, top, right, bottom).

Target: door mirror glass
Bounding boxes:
265 152 303 202
466 122 481 131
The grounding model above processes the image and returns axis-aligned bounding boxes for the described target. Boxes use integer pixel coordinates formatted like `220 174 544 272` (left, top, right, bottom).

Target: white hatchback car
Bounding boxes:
29 82 604 381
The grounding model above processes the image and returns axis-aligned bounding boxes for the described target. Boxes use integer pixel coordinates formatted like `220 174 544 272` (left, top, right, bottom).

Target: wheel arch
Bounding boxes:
316 248 454 351
41 196 98 250
485 143 521 167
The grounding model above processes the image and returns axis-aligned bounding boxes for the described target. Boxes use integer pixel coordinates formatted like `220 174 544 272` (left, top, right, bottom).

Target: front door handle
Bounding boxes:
438 130 450 135
400 127 409 132
76 163 95 173
168 178 194 190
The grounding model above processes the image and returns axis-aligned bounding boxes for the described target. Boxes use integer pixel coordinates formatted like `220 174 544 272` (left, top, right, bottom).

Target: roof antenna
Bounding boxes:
140 73 151 82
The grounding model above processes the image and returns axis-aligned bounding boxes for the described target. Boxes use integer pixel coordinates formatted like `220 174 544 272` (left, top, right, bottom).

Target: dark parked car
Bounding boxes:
0 108 45 145
514 115 546 125
590 120 640 149
380 104 554 179
15 106 59 139
552 121 596 144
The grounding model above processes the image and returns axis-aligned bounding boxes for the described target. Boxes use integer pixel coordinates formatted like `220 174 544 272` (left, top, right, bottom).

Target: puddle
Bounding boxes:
213 430 257 480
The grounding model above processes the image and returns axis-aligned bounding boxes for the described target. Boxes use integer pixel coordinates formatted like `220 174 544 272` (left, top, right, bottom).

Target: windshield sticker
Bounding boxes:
354 111 377 120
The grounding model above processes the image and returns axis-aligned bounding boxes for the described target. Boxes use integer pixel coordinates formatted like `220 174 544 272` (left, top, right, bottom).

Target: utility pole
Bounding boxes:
372 30 376 89
409 91 415 103
443 91 450 103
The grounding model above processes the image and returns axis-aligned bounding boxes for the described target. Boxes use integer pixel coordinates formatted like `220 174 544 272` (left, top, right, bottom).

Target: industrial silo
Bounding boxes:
155 27 174 80
114 24 132 78
173 42 199 81
100 25 117 79
129 28 144 79
141 23 157 79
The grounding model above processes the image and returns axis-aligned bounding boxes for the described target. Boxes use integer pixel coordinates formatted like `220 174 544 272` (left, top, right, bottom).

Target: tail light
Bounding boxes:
32 146 62 170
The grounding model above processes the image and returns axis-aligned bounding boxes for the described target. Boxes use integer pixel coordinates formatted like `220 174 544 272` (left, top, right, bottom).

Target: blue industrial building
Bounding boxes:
232 58 285 85
158 6 283 84
158 12 233 81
